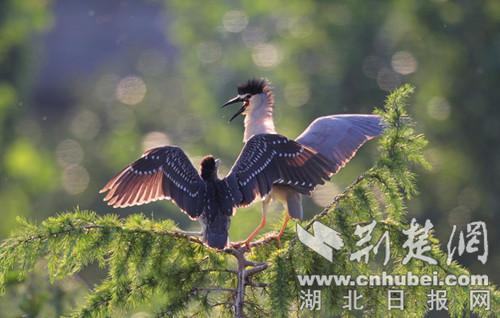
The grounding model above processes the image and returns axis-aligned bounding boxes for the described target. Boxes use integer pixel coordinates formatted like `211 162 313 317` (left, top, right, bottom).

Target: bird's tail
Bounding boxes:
286 191 303 220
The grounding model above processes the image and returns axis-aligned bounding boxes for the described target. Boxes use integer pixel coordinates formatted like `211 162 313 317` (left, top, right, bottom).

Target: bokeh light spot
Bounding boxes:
142 131 171 151
376 67 402 91
427 96 451 120
62 165 90 195
197 42 222 64
391 51 418 75
115 76 147 105
71 110 101 141
252 43 282 68
284 82 310 107
222 10 248 33
56 139 84 167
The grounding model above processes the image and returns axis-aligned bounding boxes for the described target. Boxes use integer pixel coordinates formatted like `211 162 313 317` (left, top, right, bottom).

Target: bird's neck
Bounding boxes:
201 166 218 181
243 92 276 143
202 174 218 182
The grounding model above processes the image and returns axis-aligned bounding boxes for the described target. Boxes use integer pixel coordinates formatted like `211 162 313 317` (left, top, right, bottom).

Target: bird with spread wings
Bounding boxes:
221 79 384 246
101 79 384 249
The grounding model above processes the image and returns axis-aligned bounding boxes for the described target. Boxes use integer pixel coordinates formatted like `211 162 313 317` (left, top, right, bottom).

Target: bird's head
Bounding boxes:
200 155 220 181
222 78 273 122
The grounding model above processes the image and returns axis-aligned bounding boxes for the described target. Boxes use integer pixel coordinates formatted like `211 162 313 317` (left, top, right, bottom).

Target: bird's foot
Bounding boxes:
228 241 242 249
265 230 287 247
272 214 290 247
229 239 252 249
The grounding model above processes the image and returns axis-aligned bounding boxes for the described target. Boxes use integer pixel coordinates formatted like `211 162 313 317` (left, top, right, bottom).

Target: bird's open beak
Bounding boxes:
229 105 246 122
222 95 246 122
222 95 243 108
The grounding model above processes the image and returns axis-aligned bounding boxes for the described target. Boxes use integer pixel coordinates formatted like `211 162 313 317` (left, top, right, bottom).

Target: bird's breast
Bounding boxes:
269 185 292 203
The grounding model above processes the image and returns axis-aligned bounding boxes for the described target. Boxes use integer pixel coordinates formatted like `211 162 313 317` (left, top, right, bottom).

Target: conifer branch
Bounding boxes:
0 85 497 317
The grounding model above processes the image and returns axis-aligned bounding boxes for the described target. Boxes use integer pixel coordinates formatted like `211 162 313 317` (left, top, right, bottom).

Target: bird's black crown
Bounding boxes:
237 79 266 95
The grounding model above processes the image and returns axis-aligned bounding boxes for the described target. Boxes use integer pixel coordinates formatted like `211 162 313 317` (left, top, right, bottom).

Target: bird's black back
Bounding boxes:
201 173 233 249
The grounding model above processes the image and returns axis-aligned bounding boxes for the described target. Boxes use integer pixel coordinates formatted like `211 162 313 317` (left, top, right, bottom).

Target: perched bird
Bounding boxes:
100 132 333 249
100 151 232 249
101 79 384 249
222 79 385 245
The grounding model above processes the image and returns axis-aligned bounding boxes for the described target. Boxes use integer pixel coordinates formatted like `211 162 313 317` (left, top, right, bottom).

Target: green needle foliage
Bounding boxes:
0 85 498 317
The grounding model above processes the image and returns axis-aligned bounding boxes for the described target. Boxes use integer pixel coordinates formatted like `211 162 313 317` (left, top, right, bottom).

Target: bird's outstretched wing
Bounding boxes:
225 134 334 206
100 146 205 218
296 115 384 174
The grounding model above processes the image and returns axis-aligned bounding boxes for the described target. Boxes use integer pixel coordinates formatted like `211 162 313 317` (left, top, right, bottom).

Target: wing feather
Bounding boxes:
225 134 334 207
296 114 384 173
100 146 205 218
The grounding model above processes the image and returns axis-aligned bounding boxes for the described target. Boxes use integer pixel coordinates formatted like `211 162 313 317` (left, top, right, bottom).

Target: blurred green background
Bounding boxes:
0 0 499 314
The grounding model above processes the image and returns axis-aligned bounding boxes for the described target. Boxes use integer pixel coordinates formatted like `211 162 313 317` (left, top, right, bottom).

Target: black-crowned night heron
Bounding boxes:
222 79 384 245
100 133 333 249
100 123 332 249
101 152 231 249
101 79 384 249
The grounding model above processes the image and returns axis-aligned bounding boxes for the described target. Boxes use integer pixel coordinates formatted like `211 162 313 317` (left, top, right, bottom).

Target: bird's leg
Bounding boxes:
268 212 291 248
231 196 270 248
243 197 270 246
277 213 290 240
